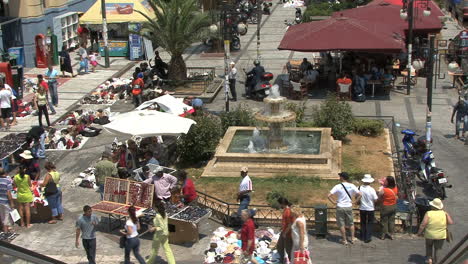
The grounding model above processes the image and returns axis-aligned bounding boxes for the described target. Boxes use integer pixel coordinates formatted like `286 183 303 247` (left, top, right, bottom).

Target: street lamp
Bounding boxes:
401 0 431 95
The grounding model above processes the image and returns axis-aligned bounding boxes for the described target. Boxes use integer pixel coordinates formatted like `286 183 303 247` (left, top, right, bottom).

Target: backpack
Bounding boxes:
132 85 142 95
458 100 468 115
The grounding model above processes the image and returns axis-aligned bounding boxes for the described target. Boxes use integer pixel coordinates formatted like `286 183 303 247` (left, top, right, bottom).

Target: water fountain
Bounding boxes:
202 86 342 178
253 85 296 150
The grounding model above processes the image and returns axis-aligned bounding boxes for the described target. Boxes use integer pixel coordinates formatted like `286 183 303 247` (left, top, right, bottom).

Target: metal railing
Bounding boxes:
196 191 406 230
164 67 217 94
438 233 468 264
0 240 66 264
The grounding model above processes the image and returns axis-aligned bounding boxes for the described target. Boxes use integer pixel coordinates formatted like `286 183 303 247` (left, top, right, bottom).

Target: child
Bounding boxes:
77 57 88 75
89 53 98 72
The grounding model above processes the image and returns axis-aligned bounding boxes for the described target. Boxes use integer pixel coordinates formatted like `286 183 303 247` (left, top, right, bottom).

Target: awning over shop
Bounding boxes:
80 0 156 24
278 15 405 53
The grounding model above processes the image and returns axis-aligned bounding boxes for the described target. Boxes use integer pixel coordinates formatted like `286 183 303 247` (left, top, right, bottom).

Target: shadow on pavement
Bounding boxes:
407 253 426 264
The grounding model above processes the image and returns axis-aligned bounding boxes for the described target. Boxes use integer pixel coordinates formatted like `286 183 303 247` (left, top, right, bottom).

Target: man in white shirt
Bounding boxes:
228 61 238 101
237 167 252 216
0 80 12 130
356 174 378 243
328 172 361 245
143 167 177 201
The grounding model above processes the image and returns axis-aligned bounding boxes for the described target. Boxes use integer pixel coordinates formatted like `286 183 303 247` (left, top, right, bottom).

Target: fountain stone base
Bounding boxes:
202 126 342 178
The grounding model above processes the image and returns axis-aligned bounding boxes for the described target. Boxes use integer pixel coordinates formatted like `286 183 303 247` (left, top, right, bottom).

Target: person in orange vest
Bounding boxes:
132 73 144 107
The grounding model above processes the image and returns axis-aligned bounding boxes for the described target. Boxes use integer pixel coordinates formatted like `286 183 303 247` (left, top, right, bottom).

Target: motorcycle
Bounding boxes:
263 2 272 15
243 70 273 101
238 1 258 24
203 33 241 51
418 150 451 199
401 129 427 159
295 8 302 24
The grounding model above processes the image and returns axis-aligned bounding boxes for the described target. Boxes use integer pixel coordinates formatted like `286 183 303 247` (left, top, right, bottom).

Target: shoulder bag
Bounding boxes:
44 175 58 197
341 183 353 202
356 186 361 206
119 235 127 248
445 212 453 243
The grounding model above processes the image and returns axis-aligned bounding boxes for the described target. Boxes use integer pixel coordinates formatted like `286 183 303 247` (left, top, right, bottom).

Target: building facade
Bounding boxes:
0 0 94 67
445 0 468 26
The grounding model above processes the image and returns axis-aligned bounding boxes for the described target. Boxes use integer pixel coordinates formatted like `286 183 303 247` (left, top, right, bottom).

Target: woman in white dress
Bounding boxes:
290 206 310 264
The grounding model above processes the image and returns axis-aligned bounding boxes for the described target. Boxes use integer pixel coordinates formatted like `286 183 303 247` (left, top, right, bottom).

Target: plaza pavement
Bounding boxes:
2 2 467 264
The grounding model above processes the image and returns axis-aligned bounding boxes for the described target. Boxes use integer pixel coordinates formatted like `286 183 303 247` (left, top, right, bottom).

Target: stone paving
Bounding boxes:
1 2 467 264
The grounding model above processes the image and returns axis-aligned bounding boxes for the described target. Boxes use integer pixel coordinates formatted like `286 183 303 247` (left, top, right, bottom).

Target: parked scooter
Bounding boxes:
401 129 427 159
295 8 302 24
263 2 272 15
238 1 258 24
418 150 451 199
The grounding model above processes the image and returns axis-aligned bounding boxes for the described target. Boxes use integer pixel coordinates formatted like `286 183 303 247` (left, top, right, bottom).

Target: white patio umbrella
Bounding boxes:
103 110 196 137
135 94 193 116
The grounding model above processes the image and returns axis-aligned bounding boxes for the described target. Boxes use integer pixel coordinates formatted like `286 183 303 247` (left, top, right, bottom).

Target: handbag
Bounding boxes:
10 209 21 223
446 229 453 243
44 177 58 196
293 250 312 264
119 236 127 248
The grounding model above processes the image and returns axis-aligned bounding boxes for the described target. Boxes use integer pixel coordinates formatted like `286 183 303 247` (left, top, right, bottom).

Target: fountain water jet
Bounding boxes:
202 85 342 178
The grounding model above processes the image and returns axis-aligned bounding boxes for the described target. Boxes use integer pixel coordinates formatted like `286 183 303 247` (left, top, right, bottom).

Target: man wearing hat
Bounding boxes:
356 174 378 243
228 61 238 101
328 172 361 245
237 167 253 217
144 167 178 201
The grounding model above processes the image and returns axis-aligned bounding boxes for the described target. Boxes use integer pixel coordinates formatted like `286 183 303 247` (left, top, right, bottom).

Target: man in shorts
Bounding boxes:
0 168 14 232
0 80 12 130
328 172 361 245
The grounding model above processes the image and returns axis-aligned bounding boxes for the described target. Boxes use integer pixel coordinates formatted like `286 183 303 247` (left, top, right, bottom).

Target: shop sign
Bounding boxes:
105 3 134 15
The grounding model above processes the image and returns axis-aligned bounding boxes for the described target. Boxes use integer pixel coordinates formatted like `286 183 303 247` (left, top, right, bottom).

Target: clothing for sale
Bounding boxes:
182 178 197 203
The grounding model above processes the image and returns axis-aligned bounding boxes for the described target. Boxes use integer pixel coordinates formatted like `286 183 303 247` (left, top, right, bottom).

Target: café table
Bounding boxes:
448 71 464 88
367 80 382 98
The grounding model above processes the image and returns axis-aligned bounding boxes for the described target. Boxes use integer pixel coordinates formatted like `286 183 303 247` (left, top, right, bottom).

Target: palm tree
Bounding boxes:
137 0 211 81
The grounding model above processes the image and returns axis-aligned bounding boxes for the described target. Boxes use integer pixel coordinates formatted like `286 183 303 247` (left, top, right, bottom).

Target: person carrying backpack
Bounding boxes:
132 73 144 107
451 94 468 139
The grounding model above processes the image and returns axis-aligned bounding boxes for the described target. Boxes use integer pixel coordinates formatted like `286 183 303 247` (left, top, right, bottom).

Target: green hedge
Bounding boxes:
219 104 256 134
311 94 355 140
176 113 223 166
353 118 385 137
303 0 372 23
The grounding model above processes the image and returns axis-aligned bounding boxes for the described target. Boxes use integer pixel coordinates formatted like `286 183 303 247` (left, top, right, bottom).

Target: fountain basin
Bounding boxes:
202 126 342 178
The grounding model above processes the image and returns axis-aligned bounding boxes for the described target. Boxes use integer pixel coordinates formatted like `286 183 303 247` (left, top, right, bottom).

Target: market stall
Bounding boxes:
91 177 153 230
139 202 211 244
0 133 29 172
79 0 156 59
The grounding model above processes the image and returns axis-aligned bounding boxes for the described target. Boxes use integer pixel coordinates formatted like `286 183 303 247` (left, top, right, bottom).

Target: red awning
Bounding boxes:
332 2 443 34
278 16 405 53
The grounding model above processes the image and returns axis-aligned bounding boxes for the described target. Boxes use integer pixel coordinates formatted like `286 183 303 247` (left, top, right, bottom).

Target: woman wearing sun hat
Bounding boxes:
357 174 378 243
417 198 454 264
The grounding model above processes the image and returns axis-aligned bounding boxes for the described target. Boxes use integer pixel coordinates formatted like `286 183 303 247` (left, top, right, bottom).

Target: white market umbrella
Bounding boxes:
104 110 196 137
135 94 194 116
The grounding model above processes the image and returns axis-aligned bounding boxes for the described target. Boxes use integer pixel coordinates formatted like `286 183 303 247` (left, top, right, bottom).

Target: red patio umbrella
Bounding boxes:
278 15 405 53
334 1 443 34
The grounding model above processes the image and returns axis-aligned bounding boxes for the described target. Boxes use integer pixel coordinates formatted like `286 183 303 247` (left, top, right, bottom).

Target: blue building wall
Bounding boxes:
22 0 94 68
